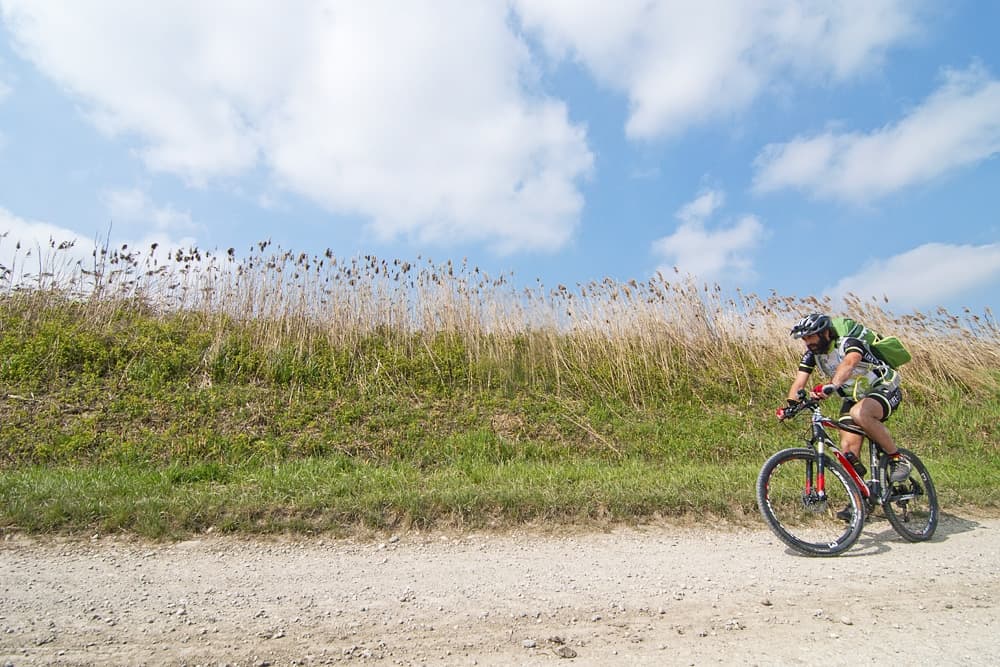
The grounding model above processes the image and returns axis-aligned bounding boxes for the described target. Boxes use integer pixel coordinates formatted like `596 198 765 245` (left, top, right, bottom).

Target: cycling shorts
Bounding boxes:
838 385 902 424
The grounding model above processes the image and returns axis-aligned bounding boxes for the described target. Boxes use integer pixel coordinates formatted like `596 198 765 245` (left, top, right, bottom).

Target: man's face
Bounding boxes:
803 331 828 354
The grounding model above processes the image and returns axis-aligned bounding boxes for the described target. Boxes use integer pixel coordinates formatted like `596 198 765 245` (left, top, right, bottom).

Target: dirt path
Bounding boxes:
2 512 998 666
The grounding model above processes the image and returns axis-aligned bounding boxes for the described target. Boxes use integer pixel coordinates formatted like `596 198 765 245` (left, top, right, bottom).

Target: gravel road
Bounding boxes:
2 512 998 666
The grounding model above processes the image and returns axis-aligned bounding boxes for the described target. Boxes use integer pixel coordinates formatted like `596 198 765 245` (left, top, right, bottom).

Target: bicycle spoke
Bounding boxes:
881 449 938 542
757 449 864 556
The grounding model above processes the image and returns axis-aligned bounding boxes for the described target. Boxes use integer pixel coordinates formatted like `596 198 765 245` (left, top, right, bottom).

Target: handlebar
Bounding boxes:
777 389 820 420
777 391 867 438
778 399 818 420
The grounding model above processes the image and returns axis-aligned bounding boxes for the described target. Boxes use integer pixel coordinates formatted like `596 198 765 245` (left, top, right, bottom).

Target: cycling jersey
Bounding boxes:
798 335 901 400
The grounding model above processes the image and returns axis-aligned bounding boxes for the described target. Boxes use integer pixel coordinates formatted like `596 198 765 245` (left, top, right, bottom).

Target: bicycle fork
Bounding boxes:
811 424 871 504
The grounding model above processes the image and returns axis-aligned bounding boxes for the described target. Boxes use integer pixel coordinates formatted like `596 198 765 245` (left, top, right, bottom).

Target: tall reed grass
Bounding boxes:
2 236 998 533
2 235 996 402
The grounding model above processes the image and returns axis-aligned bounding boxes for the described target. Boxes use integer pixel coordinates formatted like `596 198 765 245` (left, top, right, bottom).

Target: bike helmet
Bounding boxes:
790 313 831 339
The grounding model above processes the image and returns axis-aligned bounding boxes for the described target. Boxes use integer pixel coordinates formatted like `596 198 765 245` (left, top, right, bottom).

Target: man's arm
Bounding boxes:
830 350 863 388
788 370 810 401
809 348 862 399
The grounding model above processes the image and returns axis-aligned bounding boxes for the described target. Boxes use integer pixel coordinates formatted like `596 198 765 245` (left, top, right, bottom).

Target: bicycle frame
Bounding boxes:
799 402 888 509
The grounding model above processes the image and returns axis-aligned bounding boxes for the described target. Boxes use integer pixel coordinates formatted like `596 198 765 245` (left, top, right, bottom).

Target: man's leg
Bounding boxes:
850 396 911 482
835 429 866 522
838 430 864 459
849 397 897 454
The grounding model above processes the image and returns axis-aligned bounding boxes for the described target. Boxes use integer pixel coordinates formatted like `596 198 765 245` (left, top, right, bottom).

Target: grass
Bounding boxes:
0 458 771 537
1 238 998 537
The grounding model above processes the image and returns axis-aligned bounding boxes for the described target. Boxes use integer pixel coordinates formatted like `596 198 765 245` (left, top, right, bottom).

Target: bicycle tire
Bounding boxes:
757 448 865 556
879 448 938 542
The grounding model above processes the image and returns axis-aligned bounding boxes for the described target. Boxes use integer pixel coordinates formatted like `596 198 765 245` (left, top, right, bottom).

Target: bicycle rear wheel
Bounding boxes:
757 448 865 556
880 448 938 541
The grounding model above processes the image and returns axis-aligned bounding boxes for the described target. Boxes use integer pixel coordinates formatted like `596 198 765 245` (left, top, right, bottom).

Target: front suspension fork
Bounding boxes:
816 438 871 501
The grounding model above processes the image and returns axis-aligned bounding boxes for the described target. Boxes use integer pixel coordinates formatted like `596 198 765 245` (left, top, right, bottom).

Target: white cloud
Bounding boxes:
825 243 1000 309
513 0 918 139
1 207 85 248
0 206 198 288
754 64 1000 201
676 189 725 225
103 188 196 234
652 189 766 282
0 0 593 254
0 207 96 282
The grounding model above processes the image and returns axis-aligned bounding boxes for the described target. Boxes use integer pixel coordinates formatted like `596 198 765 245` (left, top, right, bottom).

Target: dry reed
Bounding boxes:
2 235 997 399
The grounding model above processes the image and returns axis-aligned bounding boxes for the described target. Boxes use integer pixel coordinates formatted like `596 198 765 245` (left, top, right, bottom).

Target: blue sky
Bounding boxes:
1 1 998 314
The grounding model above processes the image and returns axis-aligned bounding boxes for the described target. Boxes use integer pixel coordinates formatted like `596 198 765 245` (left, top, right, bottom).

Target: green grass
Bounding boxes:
3 452 995 538
1 267 998 537
0 458 773 537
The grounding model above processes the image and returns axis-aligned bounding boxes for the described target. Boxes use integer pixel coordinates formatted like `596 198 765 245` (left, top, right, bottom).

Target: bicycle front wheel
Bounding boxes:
880 448 938 541
757 448 865 556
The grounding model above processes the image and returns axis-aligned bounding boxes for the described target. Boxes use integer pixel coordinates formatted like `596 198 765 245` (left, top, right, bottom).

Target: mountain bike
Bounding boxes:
756 394 939 556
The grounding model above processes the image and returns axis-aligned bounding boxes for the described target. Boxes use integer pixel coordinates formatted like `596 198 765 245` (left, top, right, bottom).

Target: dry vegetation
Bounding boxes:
3 235 997 399
1 236 998 535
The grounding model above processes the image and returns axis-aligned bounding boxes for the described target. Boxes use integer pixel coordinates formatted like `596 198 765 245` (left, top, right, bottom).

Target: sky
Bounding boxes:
1 1 998 315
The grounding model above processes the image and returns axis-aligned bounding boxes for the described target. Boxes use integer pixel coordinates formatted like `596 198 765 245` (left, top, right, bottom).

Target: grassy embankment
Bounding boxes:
1 242 998 537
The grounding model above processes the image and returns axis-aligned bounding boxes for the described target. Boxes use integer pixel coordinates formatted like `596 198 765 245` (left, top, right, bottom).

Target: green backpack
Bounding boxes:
830 317 912 369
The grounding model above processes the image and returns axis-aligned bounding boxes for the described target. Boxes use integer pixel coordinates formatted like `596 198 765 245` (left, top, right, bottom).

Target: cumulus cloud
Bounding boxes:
0 205 197 287
0 207 96 282
0 207 84 247
513 0 918 139
0 0 593 253
652 189 766 282
103 188 196 234
825 243 1000 309
754 64 1000 201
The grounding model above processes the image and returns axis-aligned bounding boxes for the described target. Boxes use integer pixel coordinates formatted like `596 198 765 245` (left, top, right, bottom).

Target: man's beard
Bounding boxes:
807 334 830 353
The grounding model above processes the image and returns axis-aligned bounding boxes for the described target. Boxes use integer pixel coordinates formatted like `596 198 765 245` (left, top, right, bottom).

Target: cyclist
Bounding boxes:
778 313 911 491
